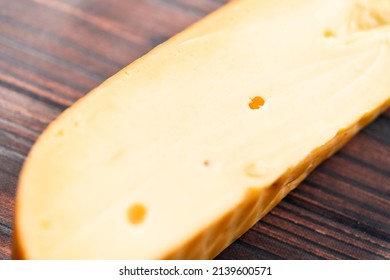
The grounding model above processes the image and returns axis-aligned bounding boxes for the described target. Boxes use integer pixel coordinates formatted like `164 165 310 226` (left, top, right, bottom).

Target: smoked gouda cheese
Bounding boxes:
13 0 390 259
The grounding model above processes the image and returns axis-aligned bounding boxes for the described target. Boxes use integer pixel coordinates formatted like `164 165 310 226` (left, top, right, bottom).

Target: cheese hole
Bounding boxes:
245 161 268 177
203 160 210 166
55 130 64 137
248 96 265 110
127 204 147 225
323 29 335 38
39 220 54 232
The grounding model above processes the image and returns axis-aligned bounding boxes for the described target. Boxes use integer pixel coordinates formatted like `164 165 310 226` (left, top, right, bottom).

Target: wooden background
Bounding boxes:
0 0 389 260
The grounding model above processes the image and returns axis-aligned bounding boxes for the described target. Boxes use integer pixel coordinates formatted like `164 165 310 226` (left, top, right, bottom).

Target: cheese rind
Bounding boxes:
13 0 390 259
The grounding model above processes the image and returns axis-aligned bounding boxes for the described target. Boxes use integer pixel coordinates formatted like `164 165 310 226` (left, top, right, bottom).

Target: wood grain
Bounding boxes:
0 0 389 260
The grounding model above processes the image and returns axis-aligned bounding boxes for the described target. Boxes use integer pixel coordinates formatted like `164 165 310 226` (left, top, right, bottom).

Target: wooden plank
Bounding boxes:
0 0 389 260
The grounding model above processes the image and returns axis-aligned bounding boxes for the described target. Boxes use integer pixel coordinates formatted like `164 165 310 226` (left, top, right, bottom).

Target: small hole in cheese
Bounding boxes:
248 96 265 110
127 204 147 225
323 29 335 38
55 130 64 137
245 161 268 177
40 220 54 231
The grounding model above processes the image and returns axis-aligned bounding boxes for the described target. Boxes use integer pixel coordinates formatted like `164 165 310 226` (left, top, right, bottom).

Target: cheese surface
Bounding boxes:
13 0 390 259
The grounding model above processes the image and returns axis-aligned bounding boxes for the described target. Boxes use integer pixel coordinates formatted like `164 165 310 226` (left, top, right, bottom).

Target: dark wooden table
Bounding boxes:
1 0 389 260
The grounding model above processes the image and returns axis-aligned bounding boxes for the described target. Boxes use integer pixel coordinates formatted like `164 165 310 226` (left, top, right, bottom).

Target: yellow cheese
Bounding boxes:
13 0 390 259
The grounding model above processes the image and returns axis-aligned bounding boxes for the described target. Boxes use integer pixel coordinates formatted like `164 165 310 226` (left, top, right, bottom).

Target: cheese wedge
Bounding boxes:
13 0 390 259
